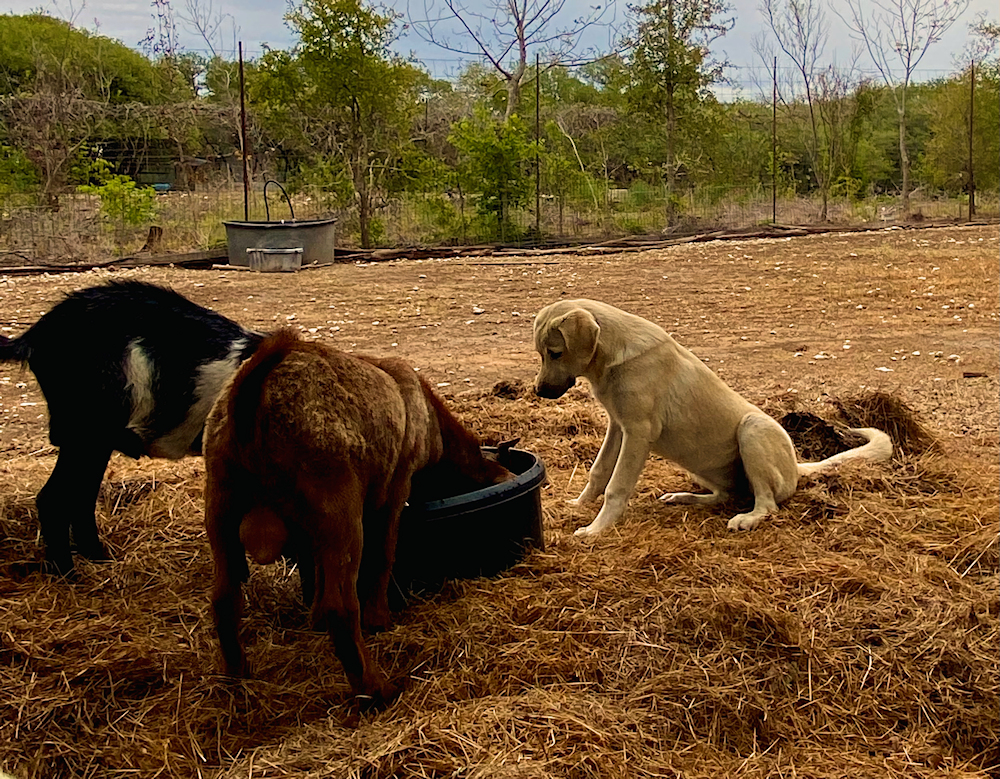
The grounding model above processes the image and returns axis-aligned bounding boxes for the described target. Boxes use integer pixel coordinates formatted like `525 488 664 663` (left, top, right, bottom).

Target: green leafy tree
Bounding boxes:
918 68 999 197
78 172 159 252
541 121 588 235
254 0 420 247
0 13 182 206
0 145 40 196
0 13 165 102
450 109 538 240
625 0 735 221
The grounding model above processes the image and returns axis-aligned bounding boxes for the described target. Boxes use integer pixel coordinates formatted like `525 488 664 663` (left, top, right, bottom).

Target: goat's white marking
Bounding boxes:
125 340 156 442
148 338 248 459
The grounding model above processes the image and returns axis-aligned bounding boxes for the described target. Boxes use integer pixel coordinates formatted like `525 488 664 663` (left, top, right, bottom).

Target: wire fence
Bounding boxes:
1 178 994 265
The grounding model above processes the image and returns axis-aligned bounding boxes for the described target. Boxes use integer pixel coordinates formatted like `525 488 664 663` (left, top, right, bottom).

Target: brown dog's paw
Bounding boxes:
362 609 392 633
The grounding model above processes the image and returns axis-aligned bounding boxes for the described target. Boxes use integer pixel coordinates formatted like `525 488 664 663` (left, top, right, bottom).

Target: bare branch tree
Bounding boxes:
177 0 239 59
759 0 831 217
1 92 104 208
956 12 999 70
140 0 181 57
408 0 620 120
839 0 972 216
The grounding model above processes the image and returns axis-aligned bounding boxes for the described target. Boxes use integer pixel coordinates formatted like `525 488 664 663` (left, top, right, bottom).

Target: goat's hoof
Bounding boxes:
42 557 77 579
75 540 111 561
12 559 76 579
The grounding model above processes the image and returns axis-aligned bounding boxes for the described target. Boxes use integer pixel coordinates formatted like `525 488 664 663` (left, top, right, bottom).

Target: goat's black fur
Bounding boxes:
0 280 264 575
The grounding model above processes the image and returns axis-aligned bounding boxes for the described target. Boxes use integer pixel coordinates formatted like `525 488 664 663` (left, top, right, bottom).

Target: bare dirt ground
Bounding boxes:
0 224 996 777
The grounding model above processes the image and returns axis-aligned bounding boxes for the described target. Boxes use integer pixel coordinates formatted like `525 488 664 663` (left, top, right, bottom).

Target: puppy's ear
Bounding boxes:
557 309 600 362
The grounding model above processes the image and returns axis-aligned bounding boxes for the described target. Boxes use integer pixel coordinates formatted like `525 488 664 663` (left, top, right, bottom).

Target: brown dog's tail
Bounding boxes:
229 329 303 449
797 427 893 476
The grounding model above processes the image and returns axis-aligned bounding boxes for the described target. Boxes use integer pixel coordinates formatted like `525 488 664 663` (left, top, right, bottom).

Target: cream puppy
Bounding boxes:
533 299 892 537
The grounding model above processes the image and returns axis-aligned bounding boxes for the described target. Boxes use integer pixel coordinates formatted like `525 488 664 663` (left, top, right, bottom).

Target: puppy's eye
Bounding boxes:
548 349 562 360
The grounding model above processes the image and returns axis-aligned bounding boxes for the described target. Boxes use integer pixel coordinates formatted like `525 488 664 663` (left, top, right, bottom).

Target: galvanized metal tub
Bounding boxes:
223 217 336 266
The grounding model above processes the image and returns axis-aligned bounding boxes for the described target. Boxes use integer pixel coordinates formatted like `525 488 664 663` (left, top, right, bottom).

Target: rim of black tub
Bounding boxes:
411 447 546 517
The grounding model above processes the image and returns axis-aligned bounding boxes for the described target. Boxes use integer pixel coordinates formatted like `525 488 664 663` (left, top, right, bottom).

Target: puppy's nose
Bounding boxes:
534 382 565 399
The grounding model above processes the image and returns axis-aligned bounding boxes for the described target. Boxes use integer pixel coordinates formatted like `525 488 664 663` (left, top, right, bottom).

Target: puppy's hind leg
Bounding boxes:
570 421 622 506
727 413 799 531
659 484 727 507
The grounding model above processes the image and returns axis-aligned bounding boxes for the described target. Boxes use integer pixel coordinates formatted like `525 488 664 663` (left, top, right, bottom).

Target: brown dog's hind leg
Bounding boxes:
307 476 394 705
206 463 254 676
357 475 410 632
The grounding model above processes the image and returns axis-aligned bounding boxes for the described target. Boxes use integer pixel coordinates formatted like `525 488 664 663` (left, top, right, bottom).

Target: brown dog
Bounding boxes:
203 330 510 705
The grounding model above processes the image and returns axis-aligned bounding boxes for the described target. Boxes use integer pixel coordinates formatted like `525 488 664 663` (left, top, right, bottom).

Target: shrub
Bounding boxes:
0 145 40 196
78 173 158 252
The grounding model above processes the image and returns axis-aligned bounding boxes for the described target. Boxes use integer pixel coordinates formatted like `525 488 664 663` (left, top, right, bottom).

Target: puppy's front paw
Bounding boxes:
727 513 762 531
567 493 600 507
573 524 599 539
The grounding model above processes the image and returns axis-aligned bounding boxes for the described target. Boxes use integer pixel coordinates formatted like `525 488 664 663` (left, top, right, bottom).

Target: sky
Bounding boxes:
4 0 995 91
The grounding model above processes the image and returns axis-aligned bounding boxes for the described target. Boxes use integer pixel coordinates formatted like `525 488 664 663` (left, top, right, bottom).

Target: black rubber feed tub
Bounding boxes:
393 447 546 595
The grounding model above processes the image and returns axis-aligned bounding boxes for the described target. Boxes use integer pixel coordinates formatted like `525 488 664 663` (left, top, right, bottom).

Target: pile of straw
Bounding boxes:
0 388 996 778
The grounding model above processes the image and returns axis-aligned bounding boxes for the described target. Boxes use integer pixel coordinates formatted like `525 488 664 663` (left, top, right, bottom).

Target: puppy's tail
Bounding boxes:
797 427 893 476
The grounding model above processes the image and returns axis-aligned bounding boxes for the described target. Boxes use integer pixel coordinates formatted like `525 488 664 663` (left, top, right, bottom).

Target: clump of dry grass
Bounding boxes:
832 391 939 457
778 410 866 461
0 389 996 779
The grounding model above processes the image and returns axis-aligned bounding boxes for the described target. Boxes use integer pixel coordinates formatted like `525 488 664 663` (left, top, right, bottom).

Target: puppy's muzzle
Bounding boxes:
534 378 574 399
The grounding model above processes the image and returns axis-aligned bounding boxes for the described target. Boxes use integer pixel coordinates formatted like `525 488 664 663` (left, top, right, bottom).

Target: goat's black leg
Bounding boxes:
36 442 114 575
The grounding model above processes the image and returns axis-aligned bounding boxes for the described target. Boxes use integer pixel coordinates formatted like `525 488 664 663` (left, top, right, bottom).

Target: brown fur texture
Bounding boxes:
202 330 510 706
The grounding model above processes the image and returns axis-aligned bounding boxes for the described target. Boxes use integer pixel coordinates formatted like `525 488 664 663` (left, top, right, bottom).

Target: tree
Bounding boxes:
540 124 587 235
625 0 734 221
408 0 617 120
841 0 972 216
918 68 999 197
0 14 175 206
759 0 832 217
957 13 999 74
0 13 165 102
255 0 420 247
450 108 537 240
177 0 239 59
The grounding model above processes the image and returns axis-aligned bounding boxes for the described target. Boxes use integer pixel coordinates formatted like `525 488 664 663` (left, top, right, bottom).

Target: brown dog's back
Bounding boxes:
204 330 511 705
221 330 409 500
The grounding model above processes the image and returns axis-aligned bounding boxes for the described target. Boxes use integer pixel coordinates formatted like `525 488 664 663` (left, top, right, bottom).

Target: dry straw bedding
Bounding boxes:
0 225 997 778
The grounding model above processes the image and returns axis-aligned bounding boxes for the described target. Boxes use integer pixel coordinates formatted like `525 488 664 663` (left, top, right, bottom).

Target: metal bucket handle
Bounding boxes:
263 179 295 222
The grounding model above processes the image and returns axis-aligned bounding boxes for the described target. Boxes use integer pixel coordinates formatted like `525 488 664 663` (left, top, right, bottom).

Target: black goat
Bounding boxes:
0 280 264 575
